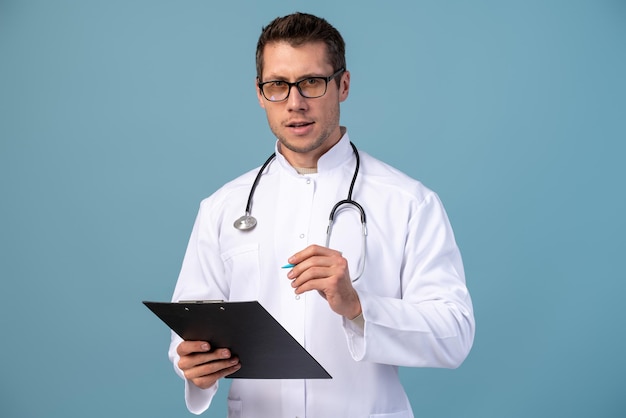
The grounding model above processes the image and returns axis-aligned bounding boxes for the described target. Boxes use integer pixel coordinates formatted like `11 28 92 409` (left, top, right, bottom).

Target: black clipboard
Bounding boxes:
143 300 331 379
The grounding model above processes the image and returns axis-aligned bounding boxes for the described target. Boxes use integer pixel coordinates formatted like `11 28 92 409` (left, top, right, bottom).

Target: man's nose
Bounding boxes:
286 85 308 110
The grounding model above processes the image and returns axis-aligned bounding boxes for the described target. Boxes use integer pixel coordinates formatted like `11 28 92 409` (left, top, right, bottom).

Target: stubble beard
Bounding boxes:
272 105 341 156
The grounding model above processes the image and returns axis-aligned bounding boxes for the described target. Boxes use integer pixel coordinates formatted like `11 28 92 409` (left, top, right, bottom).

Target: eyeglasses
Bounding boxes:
258 68 345 102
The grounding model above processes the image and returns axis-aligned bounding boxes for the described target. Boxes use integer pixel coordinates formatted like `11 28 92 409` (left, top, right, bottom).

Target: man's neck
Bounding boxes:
281 126 347 170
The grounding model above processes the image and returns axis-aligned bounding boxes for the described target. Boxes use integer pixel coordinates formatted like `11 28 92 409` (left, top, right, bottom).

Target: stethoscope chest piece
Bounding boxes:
234 214 257 231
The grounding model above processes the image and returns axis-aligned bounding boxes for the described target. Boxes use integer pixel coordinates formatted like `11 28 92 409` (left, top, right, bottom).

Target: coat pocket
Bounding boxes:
221 243 260 299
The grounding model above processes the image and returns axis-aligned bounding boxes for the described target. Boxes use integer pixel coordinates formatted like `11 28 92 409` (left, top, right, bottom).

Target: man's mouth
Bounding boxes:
286 121 314 128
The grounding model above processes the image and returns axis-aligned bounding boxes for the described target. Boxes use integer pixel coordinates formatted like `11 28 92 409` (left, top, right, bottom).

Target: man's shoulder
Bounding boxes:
198 165 263 208
359 151 433 200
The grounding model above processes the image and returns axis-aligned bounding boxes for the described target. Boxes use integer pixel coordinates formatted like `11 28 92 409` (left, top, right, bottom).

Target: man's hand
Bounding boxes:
176 341 241 389
286 244 362 319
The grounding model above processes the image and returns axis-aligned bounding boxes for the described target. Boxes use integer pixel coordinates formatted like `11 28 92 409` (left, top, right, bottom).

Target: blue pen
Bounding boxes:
281 263 295 269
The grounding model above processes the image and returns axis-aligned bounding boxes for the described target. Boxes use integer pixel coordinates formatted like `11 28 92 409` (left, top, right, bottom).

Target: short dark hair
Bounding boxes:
256 12 346 82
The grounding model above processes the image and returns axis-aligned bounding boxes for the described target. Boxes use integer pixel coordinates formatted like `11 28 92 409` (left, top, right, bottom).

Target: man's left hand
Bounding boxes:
286 244 362 319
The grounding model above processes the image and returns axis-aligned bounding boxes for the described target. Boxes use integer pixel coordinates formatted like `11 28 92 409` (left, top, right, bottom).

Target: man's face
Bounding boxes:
257 41 350 167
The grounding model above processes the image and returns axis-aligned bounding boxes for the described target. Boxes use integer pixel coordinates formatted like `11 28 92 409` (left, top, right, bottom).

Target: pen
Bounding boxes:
281 263 295 269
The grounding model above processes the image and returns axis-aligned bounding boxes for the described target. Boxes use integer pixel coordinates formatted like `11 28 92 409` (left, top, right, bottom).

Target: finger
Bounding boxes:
190 362 242 390
292 272 338 295
184 356 240 380
290 264 330 287
178 348 233 371
290 254 348 285
287 253 339 281
177 340 211 357
288 244 336 266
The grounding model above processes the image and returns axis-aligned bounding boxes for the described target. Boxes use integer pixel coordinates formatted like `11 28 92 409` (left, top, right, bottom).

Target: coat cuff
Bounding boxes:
343 296 366 361
184 377 219 415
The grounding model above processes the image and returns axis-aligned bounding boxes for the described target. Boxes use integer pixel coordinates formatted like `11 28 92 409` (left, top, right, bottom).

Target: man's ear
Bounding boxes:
339 70 350 102
256 78 266 109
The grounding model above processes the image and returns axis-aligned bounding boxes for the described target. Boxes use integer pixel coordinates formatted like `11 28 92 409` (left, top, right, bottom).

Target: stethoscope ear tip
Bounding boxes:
234 215 257 231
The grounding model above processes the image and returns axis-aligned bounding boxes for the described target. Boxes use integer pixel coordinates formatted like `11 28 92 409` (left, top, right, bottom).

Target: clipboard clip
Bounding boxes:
178 300 226 311
178 300 225 304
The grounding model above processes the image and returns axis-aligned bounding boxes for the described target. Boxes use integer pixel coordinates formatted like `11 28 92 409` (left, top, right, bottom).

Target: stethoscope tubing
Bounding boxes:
234 142 367 281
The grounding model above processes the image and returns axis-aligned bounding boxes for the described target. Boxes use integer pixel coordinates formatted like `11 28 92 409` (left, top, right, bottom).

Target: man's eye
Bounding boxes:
304 78 321 86
271 81 286 87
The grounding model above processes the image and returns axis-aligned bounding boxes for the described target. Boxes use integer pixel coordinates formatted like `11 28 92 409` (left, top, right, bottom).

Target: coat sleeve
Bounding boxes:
343 191 475 368
168 333 219 415
167 199 228 415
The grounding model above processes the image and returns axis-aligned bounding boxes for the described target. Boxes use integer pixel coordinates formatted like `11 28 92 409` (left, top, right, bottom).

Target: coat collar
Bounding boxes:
274 129 353 176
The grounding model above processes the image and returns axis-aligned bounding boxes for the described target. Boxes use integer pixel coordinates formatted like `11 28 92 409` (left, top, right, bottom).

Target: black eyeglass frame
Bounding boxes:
257 67 345 102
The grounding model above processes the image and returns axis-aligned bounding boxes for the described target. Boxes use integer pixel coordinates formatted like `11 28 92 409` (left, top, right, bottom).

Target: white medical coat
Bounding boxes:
169 132 475 417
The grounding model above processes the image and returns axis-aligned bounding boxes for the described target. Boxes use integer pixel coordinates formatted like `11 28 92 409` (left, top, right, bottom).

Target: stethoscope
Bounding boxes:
233 142 367 281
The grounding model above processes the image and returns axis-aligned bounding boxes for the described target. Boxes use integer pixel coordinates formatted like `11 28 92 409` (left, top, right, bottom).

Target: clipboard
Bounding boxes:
143 300 331 379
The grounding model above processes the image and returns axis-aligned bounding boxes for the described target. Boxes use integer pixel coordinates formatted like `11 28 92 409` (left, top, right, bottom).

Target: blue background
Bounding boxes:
1 1 625 417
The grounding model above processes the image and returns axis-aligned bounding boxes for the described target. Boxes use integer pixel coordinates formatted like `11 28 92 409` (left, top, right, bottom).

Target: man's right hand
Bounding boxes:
176 341 241 389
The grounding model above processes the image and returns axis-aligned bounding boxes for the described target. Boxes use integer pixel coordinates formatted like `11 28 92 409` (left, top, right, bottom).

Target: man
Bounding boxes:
169 12 474 417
